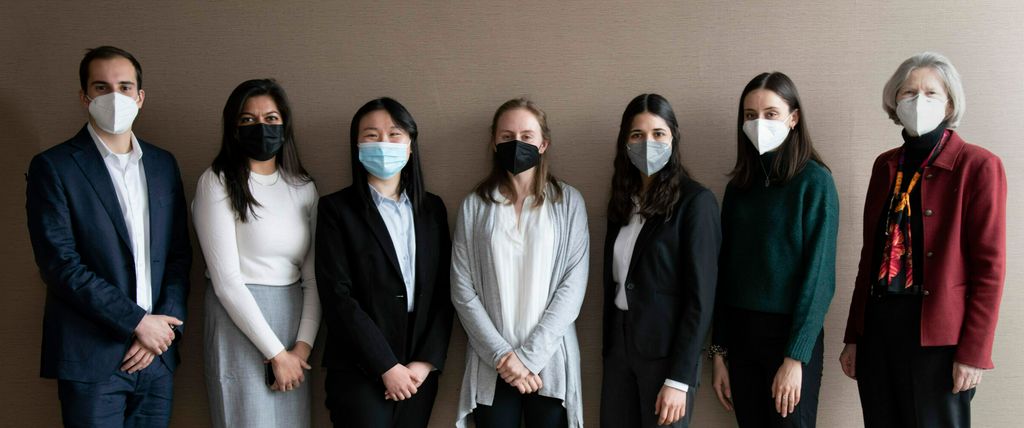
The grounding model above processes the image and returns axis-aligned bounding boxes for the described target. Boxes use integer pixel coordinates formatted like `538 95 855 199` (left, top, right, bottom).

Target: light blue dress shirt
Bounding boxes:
369 185 417 312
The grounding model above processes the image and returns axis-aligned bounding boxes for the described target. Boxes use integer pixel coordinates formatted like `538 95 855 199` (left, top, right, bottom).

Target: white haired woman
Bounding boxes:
839 52 1006 427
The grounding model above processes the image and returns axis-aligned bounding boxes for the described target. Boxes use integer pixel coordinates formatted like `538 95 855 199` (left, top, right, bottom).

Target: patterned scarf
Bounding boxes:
877 134 946 292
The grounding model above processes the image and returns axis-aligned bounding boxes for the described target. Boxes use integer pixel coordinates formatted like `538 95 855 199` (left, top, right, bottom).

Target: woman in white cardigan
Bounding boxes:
192 79 320 428
451 98 590 428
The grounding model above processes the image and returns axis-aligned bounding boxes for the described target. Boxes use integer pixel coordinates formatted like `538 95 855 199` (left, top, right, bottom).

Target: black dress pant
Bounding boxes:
57 361 174 428
325 367 439 428
601 308 696 428
326 312 439 428
472 379 568 428
723 307 823 428
856 295 974 428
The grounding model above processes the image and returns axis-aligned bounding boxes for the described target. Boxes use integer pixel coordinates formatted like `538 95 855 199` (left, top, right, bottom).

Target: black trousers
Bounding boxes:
472 379 568 428
325 367 439 428
856 295 974 428
723 307 823 428
601 308 696 428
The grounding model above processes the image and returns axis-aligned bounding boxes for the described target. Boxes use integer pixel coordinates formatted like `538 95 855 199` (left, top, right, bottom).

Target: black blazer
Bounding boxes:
602 178 721 386
26 126 192 382
316 185 453 377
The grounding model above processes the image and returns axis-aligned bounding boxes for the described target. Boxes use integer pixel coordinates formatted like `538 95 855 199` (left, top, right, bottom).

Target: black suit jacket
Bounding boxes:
316 185 454 377
602 179 721 386
26 125 192 382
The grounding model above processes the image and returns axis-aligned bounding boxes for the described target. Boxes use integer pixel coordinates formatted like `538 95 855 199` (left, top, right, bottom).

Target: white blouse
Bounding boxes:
612 212 646 311
491 192 555 347
192 167 321 359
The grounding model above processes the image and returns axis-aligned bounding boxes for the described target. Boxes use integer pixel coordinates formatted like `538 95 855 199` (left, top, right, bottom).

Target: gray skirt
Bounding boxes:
204 280 310 428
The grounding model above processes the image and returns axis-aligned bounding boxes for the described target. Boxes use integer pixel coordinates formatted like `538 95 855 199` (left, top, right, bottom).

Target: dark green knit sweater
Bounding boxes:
715 158 839 363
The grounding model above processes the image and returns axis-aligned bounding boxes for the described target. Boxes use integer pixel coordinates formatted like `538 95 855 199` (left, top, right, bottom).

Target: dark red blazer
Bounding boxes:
843 130 1006 369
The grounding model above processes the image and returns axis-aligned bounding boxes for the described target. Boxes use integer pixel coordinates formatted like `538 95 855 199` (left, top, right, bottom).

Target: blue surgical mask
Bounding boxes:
358 142 409 179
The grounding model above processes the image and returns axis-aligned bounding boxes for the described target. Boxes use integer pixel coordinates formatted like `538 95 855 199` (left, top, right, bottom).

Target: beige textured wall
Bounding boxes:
2 1 1021 426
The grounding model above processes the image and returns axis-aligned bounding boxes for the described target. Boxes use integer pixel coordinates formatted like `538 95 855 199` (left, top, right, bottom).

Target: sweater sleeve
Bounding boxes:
786 172 840 363
516 187 590 374
296 184 321 347
192 170 286 359
450 196 515 368
711 186 733 348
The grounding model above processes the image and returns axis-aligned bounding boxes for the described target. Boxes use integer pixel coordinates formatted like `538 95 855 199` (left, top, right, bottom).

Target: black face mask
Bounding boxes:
238 124 284 161
495 140 541 175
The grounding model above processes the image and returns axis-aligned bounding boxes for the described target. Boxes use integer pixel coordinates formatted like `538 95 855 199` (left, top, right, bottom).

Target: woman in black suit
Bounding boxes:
316 97 454 428
600 93 721 428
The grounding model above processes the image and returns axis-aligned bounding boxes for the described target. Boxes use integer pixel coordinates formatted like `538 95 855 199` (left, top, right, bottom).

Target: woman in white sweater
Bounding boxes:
451 98 590 428
192 79 320 428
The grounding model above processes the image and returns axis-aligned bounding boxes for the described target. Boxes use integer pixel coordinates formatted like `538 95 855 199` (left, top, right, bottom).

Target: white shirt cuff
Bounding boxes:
664 379 689 392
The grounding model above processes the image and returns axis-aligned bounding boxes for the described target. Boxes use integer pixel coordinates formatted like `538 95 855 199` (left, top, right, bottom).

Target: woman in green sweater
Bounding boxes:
709 72 839 428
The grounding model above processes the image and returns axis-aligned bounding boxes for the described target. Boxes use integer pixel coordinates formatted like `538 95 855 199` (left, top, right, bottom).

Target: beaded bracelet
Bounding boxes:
707 344 728 361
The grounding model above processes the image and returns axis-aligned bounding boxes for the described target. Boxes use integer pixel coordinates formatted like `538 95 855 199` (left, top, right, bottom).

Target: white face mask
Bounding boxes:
625 140 672 176
743 111 795 155
87 92 139 135
896 94 947 136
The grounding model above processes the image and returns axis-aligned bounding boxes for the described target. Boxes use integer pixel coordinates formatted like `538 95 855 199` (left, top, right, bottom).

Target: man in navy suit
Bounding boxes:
25 46 191 428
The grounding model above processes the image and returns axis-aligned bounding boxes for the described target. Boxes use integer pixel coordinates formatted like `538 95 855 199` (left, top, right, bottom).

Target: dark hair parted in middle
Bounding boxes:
474 97 563 207
729 72 828 189
349 97 425 213
212 78 311 223
608 93 692 224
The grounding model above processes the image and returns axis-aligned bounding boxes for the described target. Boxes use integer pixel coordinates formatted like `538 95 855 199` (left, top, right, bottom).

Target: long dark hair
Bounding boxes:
474 97 563 207
608 93 691 224
729 72 828 189
211 78 311 222
349 97 425 213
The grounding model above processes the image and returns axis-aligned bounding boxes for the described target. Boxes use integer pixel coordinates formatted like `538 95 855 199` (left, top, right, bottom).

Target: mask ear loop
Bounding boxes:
784 108 798 130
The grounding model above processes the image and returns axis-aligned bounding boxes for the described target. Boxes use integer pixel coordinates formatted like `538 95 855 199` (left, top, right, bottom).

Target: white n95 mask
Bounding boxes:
896 94 947 136
626 140 672 176
743 111 795 155
88 92 139 135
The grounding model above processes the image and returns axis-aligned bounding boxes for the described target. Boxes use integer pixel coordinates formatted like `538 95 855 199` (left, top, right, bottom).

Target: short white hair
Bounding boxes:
882 52 965 128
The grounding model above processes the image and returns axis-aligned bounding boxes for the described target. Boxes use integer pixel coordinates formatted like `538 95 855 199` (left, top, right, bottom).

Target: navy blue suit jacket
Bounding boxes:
26 125 191 382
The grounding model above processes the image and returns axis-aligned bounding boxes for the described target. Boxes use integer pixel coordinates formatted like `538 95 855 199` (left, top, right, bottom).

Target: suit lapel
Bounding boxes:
69 128 132 250
413 207 430 302
142 142 164 265
625 214 662 283
359 193 404 280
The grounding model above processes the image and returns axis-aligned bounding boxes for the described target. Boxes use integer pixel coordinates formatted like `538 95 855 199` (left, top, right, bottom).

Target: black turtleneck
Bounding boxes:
874 126 945 295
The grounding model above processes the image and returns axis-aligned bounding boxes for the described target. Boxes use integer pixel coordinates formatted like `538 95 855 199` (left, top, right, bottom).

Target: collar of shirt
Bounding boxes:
491 188 539 206
87 122 143 166
368 184 410 208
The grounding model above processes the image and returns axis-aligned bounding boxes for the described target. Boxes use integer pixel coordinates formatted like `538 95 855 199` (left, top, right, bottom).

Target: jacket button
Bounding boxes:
923 290 931 296
924 209 934 216
625 282 635 291
926 251 934 258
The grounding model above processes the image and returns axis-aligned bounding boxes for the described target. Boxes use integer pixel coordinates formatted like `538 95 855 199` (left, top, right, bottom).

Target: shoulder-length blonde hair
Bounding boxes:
474 97 563 207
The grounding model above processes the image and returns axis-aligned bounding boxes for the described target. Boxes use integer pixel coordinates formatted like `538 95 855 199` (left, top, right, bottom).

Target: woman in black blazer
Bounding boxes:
600 94 721 428
316 97 454 428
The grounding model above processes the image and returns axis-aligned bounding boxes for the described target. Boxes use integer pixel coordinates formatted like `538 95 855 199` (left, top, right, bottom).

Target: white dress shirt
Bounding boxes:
612 209 689 393
88 124 151 312
491 192 556 347
192 167 321 359
368 185 417 312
